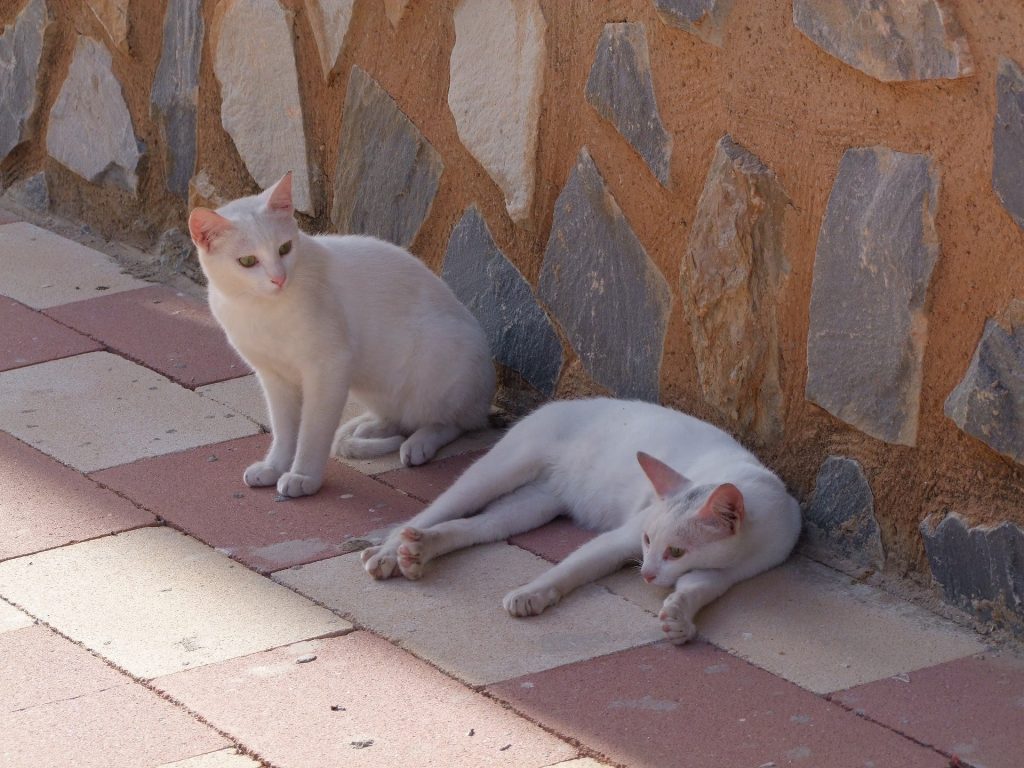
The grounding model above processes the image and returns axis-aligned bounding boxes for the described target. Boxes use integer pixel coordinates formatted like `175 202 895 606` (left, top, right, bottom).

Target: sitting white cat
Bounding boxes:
187 173 495 498
362 397 801 643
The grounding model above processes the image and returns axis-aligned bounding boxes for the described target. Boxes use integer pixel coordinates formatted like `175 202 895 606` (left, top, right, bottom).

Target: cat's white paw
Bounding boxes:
243 461 284 487
659 597 697 645
503 585 561 617
276 472 322 498
400 438 435 467
396 526 437 580
361 544 400 580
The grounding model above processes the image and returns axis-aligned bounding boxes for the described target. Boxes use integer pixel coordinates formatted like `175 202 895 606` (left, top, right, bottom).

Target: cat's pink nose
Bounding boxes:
270 275 286 287
642 573 655 583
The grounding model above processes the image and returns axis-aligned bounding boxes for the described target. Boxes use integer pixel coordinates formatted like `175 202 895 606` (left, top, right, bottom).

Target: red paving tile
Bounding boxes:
1 625 228 767
831 652 1024 768
510 517 597 563
92 434 424 573
376 451 482 501
488 642 947 768
154 632 576 767
0 296 101 371
0 431 154 561
43 285 248 388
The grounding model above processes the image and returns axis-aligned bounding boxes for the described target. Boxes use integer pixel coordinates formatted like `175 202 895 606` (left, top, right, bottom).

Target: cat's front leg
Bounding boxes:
244 371 301 488
659 569 736 645
277 362 351 498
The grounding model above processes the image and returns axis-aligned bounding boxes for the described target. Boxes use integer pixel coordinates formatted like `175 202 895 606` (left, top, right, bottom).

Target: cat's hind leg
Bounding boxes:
503 522 642 617
400 423 462 467
396 484 562 579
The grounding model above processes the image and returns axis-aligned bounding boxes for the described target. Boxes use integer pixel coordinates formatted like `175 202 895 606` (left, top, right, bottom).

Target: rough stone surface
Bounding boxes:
151 0 203 198
449 0 546 222
0 0 48 162
994 58 1024 230
0 527 352 678
945 303 1024 465
793 0 973 82
442 206 562 395
652 0 736 47
188 168 227 210
47 36 141 192
86 0 128 46
383 0 409 27
214 0 313 213
539 148 671 401
803 456 884 571
304 0 353 77
921 512 1024 633
683 135 788 441
806 146 940 446
4 171 49 212
586 23 671 186
332 66 443 247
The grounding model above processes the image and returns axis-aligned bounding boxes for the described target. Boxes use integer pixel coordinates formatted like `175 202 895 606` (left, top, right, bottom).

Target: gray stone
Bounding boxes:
332 66 443 248
793 0 973 82
4 172 49 212
214 0 313 213
806 146 940 446
441 206 563 396
539 148 671 401
0 0 48 162
151 0 203 198
993 58 1024 231
944 300 1024 466
803 456 883 572
47 36 141 192
921 513 1024 633
652 0 735 47
585 23 671 186
683 135 788 441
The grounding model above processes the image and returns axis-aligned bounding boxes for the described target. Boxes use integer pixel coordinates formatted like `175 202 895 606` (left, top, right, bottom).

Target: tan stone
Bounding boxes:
383 0 409 27
449 0 546 222
303 0 354 77
86 0 128 46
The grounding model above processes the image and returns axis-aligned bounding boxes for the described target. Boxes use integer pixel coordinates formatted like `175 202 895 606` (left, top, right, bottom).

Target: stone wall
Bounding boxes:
1 0 1022 633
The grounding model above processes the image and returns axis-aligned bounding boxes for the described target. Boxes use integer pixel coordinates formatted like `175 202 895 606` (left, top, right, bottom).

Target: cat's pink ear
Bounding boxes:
637 452 690 498
697 484 745 537
188 208 233 251
266 172 293 215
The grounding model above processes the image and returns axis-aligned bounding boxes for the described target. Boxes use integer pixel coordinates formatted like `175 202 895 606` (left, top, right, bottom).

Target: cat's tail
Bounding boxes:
334 436 405 459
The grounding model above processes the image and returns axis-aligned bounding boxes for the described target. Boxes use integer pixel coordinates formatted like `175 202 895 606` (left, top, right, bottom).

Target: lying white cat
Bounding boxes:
187 173 495 497
363 397 801 643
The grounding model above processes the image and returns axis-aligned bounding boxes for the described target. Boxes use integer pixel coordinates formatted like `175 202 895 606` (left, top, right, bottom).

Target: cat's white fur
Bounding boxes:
362 398 801 643
187 173 495 497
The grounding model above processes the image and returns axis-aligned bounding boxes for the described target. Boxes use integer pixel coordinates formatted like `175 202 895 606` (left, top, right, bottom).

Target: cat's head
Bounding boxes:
187 173 299 298
636 451 745 587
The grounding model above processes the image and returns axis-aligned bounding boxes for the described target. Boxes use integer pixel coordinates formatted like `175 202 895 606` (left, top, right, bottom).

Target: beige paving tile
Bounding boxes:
600 555 985 694
544 760 611 767
276 543 662 685
0 527 352 679
0 352 259 472
0 222 148 308
197 375 501 474
0 598 33 633
156 749 261 768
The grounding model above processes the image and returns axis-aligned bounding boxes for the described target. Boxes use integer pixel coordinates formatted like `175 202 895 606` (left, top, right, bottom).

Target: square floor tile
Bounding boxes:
155 633 577 768
0 296 100 372
601 555 985 693
0 351 259 472
0 527 352 678
0 599 33 633
276 544 663 685
1 625 228 768
0 222 149 308
157 749 261 768
93 434 424 573
510 518 598 564
489 642 946 768
0 431 154 561
831 651 1024 768
45 285 249 388
375 451 483 501
197 375 268 429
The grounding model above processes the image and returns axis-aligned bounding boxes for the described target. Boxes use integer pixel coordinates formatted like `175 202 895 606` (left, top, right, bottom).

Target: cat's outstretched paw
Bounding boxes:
276 472 322 498
659 599 697 645
243 461 284 488
361 544 400 579
396 526 441 580
503 585 561 617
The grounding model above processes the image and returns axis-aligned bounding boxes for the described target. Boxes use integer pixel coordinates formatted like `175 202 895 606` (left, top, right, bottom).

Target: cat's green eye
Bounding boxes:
237 255 257 268
666 546 685 559
278 240 292 256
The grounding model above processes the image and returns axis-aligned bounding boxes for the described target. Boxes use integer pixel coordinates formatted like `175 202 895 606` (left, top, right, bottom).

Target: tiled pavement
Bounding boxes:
1 218 1022 768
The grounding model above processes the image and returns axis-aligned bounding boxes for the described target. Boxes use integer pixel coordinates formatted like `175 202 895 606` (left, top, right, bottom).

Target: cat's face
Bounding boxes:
187 173 299 299
636 452 744 588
